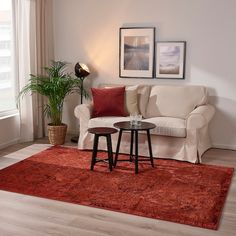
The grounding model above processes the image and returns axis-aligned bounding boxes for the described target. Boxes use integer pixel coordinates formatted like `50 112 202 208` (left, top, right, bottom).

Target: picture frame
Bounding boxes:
155 41 186 79
119 27 155 78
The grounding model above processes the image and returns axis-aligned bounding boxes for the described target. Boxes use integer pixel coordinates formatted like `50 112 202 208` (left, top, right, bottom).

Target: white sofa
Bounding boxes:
74 84 215 163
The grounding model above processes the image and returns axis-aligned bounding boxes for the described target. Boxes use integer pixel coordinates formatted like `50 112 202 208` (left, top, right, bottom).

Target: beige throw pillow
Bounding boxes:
125 86 139 115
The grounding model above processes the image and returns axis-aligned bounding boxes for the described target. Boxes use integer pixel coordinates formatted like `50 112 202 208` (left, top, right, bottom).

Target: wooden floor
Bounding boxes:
0 136 235 236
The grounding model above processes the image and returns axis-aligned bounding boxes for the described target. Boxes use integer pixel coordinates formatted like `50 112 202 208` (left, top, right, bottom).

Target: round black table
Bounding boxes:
113 121 156 174
88 127 117 171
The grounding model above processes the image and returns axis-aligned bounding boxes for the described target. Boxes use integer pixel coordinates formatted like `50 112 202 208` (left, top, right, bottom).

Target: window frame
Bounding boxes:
0 0 19 118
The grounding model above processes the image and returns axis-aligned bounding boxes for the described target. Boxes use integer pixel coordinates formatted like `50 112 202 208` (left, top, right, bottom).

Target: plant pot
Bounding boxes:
47 123 67 145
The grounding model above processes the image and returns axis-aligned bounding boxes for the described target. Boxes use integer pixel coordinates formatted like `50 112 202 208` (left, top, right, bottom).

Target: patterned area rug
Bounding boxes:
0 145 234 230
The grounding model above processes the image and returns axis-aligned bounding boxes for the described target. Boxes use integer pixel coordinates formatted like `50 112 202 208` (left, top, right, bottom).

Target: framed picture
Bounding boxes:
155 41 186 79
119 27 155 78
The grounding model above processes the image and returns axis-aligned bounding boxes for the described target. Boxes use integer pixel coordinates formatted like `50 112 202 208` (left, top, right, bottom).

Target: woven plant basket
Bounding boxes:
47 123 67 145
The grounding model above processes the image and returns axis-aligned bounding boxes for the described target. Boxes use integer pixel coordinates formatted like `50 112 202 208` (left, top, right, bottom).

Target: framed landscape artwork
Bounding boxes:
119 27 155 78
156 41 186 79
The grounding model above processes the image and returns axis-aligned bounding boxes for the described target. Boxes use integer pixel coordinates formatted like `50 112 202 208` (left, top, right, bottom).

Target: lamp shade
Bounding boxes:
75 63 90 78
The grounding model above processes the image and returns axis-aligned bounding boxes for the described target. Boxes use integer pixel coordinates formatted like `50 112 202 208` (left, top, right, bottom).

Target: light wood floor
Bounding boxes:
0 136 235 236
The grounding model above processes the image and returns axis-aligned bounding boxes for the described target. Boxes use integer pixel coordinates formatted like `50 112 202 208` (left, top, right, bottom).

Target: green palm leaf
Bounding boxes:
17 61 88 125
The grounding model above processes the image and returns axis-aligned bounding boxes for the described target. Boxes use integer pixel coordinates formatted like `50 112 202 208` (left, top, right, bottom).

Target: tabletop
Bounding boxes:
114 121 156 131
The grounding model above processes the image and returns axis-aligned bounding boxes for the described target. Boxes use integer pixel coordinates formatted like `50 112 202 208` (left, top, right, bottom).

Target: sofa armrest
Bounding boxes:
187 104 215 129
74 103 93 125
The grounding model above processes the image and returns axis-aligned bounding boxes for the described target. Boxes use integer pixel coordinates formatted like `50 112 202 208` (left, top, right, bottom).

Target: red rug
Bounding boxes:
0 146 234 230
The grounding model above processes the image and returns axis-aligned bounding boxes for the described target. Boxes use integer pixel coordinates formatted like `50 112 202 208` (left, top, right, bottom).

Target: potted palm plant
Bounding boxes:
18 60 87 145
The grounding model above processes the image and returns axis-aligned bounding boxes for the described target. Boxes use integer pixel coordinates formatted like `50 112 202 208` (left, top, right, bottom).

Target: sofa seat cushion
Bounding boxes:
144 117 186 138
88 116 130 129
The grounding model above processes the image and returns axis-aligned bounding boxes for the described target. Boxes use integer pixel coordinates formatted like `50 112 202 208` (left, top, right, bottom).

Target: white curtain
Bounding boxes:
14 0 54 142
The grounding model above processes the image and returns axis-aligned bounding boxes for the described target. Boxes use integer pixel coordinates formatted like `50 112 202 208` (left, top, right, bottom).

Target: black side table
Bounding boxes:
88 127 117 171
113 121 156 174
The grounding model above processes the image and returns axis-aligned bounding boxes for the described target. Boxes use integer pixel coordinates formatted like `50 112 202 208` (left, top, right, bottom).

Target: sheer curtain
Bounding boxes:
14 0 54 142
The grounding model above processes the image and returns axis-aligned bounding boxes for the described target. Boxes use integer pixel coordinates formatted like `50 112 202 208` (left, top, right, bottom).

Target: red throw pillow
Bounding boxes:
91 87 127 117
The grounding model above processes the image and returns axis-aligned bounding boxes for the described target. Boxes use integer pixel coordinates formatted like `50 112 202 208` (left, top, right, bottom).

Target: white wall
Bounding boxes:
0 115 20 149
53 0 236 149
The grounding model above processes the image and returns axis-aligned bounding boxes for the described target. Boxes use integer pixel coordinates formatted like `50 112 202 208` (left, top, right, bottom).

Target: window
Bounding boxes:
0 0 17 117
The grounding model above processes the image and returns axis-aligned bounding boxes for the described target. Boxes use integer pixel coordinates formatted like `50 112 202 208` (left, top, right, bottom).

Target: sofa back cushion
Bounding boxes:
146 85 208 119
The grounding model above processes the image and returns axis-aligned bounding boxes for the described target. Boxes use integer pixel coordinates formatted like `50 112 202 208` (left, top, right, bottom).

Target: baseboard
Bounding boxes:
212 143 236 151
0 138 19 149
67 129 79 135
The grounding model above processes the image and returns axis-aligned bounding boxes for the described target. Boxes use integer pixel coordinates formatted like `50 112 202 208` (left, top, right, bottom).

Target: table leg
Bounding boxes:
135 130 139 174
147 129 154 167
106 134 113 171
114 130 123 167
91 134 99 170
130 130 134 161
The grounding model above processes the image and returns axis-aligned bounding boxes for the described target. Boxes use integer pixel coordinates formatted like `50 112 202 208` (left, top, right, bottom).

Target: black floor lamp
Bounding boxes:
71 62 90 143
